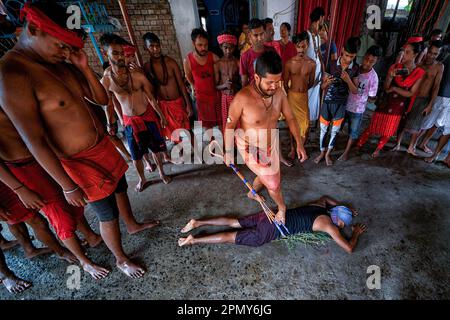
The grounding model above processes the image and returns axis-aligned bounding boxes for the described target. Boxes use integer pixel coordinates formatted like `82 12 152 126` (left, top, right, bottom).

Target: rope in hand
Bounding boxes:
208 140 290 238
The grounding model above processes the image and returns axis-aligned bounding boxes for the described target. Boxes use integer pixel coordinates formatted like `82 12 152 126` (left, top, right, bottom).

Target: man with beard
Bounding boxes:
100 33 171 192
394 41 444 155
0 1 146 279
224 51 307 226
184 28 221 130
143 32 193 148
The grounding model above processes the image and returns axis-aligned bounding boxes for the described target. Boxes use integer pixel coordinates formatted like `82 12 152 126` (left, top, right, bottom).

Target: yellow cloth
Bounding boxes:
287 91 310 138
239 32 251 54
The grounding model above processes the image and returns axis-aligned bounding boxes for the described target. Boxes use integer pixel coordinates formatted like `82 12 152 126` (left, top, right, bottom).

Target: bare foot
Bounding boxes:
338 152 349 161
424 156 436 163
82 262 110 280
161 175 172 184
135 180 146 192
417 145 433 154
406 148 418 156
127 220 160 235
371 150 381 158
24 247 52 259
85 234 103 248
57 250 77 263
391 145 401 152
117 260 146 279
325 154 333 166
0 239 19 251
314 152 325 164
181 219 197 233
178 234 195 247
2 276 32 294
247 190 265 203
280 157 294 167
145 163 156 173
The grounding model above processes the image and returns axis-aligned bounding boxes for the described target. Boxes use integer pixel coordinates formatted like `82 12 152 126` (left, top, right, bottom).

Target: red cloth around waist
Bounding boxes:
60 137 128 202
5 157 63 202
160 97 190 142
123 106 159 144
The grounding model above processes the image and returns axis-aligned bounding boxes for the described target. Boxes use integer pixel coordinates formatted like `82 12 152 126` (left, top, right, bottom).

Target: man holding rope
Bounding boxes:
224 51 307 226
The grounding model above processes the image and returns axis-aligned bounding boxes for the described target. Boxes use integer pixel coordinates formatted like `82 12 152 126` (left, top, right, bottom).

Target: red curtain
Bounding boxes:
296 0 366 55
329 0 367 54
296 0 331 33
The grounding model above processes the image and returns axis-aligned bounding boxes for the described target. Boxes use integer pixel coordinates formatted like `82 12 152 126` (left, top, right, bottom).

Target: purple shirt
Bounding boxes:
346 68 379 114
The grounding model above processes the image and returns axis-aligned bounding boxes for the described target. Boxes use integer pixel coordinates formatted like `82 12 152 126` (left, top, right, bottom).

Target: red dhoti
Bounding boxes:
221 92 234 130
3 158 84 240
196 93 221 129
160 97 190 142
0 181 35 225
60 137 129 202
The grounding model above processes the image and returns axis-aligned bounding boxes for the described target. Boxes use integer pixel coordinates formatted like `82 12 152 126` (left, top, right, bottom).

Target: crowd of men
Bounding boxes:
0 1 448 295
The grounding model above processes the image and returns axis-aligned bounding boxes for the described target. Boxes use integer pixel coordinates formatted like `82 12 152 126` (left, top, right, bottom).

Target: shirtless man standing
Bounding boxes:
100 33 171 191
283 31 316 157
143 32 193 148
0 111 111 278
224 51 307 225
0 1 145 278
214 31 240 130
394 41 444 154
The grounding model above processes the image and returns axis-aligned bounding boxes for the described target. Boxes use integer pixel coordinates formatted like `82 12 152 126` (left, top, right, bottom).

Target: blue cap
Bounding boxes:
330 206 353 226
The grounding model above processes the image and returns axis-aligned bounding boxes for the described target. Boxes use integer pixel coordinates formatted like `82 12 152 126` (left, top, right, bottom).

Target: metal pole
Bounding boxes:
118 0 143 67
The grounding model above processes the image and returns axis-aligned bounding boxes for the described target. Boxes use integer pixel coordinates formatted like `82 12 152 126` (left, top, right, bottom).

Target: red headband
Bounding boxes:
123 45 136 57
217 34 237 45
407 36 423 44
20 2 84 49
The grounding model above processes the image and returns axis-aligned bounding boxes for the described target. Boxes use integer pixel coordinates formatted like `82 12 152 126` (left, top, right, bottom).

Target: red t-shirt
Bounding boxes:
239 46 275 83
279 40 297 66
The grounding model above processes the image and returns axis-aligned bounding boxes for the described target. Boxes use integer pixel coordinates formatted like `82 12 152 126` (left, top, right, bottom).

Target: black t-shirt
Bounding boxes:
279 205 329 237
324 59 359 103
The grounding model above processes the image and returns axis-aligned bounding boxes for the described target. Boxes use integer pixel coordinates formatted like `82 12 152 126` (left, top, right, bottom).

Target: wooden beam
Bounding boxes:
117 0 143 66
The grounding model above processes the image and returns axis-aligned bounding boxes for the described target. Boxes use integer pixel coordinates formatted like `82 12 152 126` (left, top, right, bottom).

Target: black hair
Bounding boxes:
191 28 208 42
99 33 129 50
407 41 424 54
26 1 73 30
249 18 264 31
281 22 291 32
292 31 309 45
430 29 443 37
143 32 160 45
264 18 273 26
310 7 325 23
343 37 360 54
366 45 382 57
429 40 443 50
255 51 282 77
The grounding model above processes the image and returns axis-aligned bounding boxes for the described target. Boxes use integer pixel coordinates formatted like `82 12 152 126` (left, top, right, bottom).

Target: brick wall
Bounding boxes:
83 0 182 75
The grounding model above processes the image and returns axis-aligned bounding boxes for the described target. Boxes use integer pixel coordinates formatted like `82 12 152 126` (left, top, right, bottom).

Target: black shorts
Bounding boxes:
88 175 128 222
321 102 347 122
235 212 278 247
124 122 167 161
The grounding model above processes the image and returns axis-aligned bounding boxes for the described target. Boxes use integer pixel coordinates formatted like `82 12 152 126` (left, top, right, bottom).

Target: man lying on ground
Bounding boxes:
179 195 366 253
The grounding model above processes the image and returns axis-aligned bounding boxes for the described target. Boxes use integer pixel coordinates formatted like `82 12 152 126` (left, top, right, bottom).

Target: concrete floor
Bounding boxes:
1 117 449 300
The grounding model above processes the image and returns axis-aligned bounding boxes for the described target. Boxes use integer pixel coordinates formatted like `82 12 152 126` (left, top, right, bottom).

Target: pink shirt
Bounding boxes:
346 68 379 114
